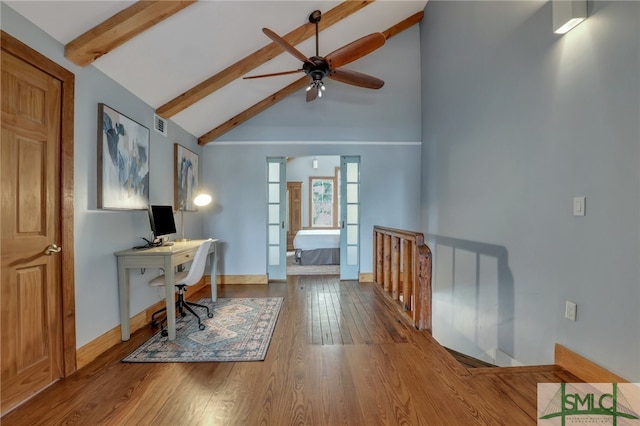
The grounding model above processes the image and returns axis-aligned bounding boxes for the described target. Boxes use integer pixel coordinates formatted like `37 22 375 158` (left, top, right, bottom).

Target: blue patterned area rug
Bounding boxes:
123 297 283 363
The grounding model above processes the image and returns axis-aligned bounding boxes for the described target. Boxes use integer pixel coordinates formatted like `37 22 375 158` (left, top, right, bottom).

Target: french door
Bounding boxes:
340 156 360 280
266 157 287 280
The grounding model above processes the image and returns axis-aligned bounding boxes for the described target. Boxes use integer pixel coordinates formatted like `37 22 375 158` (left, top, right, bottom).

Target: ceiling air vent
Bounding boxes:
153 114 168 136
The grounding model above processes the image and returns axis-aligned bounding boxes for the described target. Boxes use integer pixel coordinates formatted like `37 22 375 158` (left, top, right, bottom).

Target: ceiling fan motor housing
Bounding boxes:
303 56 330 82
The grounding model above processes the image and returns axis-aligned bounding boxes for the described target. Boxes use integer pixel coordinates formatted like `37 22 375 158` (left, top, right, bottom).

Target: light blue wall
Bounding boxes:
1 3 202 347
420 1 640 380
202 143 422 276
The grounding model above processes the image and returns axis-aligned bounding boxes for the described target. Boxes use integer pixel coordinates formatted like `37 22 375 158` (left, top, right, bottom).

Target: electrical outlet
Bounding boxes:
565 301 577 321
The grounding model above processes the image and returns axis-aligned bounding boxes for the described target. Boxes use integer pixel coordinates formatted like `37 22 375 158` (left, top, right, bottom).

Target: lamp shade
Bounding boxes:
553 0 586 34
193 193 212 207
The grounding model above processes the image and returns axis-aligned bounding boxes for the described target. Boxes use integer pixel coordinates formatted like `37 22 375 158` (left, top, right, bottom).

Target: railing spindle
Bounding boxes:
383 234 391 292
391 236 400 300
375 231 383 284
402 239 411 312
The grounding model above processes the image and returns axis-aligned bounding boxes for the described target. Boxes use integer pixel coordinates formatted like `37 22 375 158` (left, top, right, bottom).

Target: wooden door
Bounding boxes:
1 47 64 414
286 182 302 251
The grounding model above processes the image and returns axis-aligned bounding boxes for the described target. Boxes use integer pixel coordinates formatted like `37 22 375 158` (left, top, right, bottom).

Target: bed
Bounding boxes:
293 229 340 265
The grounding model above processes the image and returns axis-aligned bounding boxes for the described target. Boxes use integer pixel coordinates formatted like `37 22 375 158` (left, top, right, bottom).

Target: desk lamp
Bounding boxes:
177 192 212 242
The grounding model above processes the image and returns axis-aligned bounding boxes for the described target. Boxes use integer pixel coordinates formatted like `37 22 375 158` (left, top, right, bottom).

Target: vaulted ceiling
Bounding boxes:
6 1 427 145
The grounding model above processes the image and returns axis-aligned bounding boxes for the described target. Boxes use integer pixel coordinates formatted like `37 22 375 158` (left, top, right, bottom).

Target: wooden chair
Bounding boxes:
149 239 214 336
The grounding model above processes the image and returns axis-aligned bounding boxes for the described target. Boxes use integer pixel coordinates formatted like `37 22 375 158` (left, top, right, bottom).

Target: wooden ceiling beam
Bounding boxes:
65 1 196 67
198 10 424 145
381 9 424 39
198 77 309 145
157 0 374 119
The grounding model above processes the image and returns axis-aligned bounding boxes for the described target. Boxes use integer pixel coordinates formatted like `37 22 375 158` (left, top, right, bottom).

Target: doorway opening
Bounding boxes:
286 155 341 276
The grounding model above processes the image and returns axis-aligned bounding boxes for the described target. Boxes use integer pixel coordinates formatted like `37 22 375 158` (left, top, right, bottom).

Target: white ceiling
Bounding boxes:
6 1 427 141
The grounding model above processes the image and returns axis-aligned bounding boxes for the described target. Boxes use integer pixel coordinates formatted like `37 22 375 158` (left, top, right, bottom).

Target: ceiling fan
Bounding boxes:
244 10 386 102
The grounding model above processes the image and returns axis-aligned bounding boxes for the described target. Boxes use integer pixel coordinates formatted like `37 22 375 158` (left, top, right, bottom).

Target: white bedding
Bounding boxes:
293 229 340 250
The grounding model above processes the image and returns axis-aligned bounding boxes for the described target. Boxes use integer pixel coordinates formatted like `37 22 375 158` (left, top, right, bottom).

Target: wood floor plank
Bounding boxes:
110 364 198 424
309 345 365 425
346 283 391 344
1 276 584 425
226 360 275 424
338 290 366 344
185 362 236 424
317 281 335 344
347 344 425 425
387 345 478 425
467 370 551 423
314 280 334 344
343 281 374 344
330 285 358 345
266 300 307 425
150 363 230 424
321 280 350 345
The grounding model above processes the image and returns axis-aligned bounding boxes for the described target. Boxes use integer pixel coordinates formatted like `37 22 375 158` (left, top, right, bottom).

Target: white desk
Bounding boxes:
114 239 218 341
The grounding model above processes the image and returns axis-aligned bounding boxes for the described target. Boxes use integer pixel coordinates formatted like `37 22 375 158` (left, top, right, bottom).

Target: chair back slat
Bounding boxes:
179 239 213 286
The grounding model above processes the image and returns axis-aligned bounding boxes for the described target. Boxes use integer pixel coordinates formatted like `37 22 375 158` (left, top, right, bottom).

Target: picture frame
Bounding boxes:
97 103 150 210
174 144 199 211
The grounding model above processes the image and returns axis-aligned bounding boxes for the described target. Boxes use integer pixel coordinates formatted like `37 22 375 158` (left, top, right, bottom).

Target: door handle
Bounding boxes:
282 221 285 229
44 244 62 255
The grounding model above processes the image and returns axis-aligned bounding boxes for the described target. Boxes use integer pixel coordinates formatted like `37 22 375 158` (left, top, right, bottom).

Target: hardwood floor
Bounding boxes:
444 347 497 369
2 276 580 425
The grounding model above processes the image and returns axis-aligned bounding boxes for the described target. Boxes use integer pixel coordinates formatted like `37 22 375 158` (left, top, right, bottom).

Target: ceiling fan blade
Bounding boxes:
263 28 313 65
243 69 303 79
329 68 384 89
306 86 319 102
325 32 386 70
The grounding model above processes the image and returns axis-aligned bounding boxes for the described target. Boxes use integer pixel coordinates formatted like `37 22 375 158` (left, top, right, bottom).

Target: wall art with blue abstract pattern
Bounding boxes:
174 144 199 211
98 103 150 210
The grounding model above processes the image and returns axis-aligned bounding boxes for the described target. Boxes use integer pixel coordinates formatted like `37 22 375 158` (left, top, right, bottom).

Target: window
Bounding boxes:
309 176 337 228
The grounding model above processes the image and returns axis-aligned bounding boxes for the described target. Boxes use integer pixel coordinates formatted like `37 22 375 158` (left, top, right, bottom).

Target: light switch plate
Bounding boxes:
573 196 585 216
565 301 577 321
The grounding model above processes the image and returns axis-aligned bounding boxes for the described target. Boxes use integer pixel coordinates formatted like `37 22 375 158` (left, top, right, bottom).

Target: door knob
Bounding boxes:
44 244 62 255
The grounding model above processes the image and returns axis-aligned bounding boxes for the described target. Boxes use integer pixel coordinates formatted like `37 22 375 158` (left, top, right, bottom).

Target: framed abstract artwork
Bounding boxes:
98 103 150 210
174 144 199 211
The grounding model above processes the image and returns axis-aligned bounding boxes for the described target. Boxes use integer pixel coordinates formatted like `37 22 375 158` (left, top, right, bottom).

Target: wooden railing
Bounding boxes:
373 226 432 332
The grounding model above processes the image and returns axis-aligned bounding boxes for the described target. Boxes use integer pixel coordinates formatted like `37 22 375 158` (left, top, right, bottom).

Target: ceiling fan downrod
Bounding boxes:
306 10 325 99
309 10 321 57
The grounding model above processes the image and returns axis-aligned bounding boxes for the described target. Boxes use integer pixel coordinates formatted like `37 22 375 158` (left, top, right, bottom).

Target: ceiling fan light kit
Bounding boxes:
244 9 385 102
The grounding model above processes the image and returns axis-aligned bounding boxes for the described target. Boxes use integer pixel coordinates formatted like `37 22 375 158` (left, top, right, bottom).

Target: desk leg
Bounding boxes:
117 258 130 341
209 246 217 302
164 256 176 341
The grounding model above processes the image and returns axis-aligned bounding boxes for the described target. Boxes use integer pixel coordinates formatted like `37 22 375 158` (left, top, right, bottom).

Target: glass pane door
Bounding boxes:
340 156 360 280
266 157 286 280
